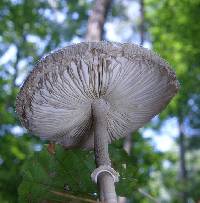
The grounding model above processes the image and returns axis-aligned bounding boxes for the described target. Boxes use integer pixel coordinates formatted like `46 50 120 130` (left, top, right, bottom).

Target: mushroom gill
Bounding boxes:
16 42 179 149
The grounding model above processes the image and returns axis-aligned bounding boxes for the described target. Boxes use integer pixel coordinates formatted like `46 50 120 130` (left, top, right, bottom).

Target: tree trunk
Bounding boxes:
86 0 112 41
178 120 188 203
139 0 145 46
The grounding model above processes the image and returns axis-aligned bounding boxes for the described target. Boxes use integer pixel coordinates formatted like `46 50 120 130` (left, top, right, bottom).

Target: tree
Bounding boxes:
0 0 90 202
146 0 200 202
1 0 192 202
86 0 112 41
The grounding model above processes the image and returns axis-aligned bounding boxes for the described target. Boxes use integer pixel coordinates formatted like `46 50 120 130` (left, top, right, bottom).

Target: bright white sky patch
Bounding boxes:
143 128 175 152
11 126 25 136
15 59 29 86
142 117 179 152
40 8 66 24
105 22 124 42
160 117 179 138
0 45 17 66
71 36 82 44
34 144 42 152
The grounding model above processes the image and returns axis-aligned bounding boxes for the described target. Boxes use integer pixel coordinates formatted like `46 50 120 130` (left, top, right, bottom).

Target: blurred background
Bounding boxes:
0 0 200 202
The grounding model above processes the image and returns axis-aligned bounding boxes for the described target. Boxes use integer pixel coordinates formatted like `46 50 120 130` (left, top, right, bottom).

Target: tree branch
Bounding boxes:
139 0 145 46
51 191 97 203
178 118 188 203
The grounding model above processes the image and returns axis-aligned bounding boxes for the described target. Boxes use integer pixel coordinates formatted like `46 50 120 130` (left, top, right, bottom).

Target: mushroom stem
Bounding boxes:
92 99 117 203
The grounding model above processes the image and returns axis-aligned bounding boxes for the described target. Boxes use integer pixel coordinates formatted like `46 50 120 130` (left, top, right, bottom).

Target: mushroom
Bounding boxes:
16 42 179 203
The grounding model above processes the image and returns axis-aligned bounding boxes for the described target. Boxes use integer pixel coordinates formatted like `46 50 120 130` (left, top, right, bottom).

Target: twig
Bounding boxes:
138 188 161 203
51 190 97 203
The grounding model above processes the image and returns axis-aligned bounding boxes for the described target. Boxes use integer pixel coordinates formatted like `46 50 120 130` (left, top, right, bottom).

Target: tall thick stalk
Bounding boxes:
92 99 117 203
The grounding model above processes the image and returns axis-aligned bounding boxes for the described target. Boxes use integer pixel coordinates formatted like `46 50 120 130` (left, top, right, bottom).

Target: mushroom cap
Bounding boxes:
16 42 179 149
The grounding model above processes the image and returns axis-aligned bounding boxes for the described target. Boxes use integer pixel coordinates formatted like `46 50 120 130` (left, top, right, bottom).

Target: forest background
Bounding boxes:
0 0 200 202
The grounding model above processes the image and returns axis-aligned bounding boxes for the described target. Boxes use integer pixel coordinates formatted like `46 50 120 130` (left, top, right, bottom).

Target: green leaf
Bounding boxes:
18 143 145 202
18 145 97 202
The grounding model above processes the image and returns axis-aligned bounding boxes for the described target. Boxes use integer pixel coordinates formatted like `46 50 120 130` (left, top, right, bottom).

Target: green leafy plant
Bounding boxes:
18 143 139 202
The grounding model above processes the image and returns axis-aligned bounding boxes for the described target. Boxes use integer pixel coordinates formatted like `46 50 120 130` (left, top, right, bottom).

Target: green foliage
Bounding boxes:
146 0 200 201
18 133 163 202
0 0 91 202
18 145 96 203
146 0 200 119
0 133 38 202
1 0 199 202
